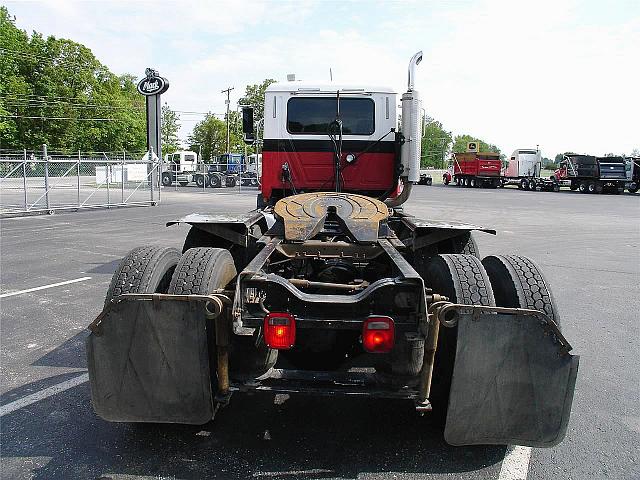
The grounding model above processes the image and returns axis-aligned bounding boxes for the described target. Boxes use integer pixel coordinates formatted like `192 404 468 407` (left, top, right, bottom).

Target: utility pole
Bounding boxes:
221 87 234 155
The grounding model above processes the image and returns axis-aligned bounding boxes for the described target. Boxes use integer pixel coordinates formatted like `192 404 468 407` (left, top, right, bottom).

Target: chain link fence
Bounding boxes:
0 146 160 217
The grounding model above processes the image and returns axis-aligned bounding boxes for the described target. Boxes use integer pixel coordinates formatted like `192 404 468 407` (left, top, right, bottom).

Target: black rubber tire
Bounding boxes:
161 173 172 187
449 231 479 257
629 186 639 194
520 178 529 190
105 246 180 307
422 254 496 421
579 181 588 193
168 247 236 295
588 181 596 193
482 255 560 327
553 182 561 192
209 174 222 188
226 177 237 187
168 248 276 377
195 175 205 188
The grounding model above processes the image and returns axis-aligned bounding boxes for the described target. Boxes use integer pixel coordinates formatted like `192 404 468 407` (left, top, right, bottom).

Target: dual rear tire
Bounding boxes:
419 253 560 421
106 246 277 383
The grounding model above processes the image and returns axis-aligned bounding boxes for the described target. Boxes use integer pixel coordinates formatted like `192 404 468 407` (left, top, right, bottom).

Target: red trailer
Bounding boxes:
452 152 501 188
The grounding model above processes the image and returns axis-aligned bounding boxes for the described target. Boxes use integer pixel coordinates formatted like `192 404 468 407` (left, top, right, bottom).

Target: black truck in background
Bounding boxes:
626 157 639 193
554 154 627 194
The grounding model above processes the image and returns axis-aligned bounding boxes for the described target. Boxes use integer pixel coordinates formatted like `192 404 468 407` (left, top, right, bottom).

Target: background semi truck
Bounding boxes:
554 154 627 194
451 151 501 188
87 53 578 448
161 150 210 187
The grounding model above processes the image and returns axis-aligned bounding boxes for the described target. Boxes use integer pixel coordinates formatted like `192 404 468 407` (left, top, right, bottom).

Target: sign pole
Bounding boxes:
138 68 169 193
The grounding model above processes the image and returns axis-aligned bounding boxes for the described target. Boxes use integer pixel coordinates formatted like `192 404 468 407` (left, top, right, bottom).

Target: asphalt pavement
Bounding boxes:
1 184 638 479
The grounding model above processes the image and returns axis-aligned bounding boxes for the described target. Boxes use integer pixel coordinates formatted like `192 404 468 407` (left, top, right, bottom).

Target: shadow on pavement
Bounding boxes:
32 329 89 369
0 376 505 479
87 259 121 275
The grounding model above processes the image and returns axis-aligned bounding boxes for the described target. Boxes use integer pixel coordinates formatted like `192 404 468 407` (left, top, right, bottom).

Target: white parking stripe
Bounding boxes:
0 277 91 298
0 373 89 417
498 445 533 480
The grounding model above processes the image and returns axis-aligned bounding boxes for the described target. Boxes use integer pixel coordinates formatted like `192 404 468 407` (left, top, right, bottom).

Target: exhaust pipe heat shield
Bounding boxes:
87 299 214 424
444 312 579 447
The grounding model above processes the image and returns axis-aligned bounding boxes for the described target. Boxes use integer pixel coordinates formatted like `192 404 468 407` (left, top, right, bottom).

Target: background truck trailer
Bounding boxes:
452 152 501 188
555 154 627 194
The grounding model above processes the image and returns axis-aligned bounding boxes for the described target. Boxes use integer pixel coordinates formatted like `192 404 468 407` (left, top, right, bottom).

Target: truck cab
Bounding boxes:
161 150 201 187
261 83 400 204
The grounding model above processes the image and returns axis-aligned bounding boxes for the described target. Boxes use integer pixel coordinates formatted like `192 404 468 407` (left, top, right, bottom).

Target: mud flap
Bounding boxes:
444 313 579 447
87 299 214 424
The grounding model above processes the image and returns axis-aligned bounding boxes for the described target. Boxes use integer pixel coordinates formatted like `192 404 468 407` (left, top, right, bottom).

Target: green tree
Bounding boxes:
421 117 452 168
238 78 277 133
161 104 181 153
187 114 229 162
453 134 501 154
0 6 146 152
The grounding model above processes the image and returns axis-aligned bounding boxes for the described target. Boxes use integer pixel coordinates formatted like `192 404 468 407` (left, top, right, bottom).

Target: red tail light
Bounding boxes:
362 316 395 353
264 312 296 350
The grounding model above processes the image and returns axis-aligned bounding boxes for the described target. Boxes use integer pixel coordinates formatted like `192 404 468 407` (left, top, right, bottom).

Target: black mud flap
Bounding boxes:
86 299 214 424
444 313 579 447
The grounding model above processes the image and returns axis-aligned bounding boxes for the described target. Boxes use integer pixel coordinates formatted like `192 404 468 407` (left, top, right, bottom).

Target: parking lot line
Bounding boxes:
0 372 89 417
498 445 532 480
0 276 91 298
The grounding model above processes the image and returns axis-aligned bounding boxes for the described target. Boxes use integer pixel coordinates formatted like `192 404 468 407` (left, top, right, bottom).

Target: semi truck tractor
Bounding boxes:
553 154 627 194
501 148 560 192
451 151 501 188
161 150 210 188
87 53 578 447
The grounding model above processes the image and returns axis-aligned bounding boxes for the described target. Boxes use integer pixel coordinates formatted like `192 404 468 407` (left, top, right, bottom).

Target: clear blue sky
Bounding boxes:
6 0 639 157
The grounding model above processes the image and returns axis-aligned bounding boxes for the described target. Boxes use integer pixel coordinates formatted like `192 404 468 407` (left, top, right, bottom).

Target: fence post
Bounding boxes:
43 144 50 211
121 150 125 204
106 153 110 206
77 151 81 207
22 149 28 210
149 147 155 203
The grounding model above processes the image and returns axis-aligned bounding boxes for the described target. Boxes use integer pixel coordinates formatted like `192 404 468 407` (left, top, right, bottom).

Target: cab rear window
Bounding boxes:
287 97 375 135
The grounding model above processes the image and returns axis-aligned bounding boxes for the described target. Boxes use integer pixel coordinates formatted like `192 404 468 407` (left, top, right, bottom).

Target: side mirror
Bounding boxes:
242 106 255 144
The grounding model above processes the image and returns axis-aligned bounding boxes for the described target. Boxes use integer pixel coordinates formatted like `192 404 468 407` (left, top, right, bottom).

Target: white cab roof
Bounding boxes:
266 82 396 95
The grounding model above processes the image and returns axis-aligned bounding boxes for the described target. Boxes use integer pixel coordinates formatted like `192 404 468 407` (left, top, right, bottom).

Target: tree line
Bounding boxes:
0 6 147 153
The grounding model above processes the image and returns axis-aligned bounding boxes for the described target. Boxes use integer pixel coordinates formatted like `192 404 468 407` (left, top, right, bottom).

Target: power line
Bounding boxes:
0 114 121 122
2 101 145 112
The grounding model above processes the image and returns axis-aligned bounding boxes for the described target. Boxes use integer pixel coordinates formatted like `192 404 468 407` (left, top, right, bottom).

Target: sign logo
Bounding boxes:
467 142 478 153
137 68 169 96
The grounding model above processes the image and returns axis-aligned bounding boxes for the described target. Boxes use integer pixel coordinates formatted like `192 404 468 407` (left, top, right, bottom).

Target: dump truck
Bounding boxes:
451 151 502 188
553 154 627 194
625 157 639 193
87 53 578 447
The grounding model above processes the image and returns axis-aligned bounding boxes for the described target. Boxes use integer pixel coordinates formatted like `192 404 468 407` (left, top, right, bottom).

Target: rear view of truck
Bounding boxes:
86 53 578 449
558 154 626 194
452 152 501 188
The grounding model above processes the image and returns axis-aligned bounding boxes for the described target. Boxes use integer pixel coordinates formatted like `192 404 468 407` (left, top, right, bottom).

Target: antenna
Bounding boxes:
330 68 333 82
